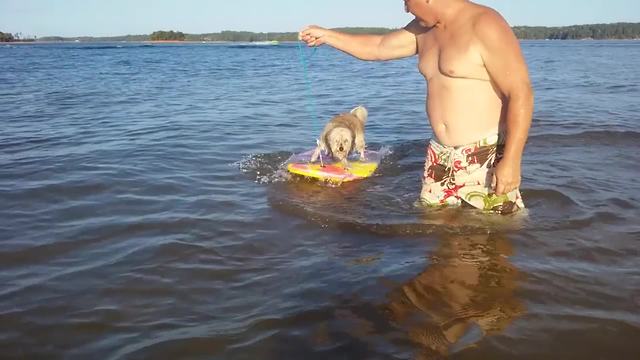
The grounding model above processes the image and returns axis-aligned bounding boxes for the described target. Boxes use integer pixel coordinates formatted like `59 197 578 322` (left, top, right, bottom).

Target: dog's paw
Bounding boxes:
310 148 320 163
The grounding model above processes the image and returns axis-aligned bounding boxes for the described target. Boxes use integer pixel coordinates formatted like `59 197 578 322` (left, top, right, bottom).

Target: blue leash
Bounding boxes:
296 42 326 166
296 41 320 125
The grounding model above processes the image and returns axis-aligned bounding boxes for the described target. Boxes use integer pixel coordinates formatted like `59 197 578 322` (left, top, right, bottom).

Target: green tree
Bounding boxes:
150 30 186 41
0 31 15 42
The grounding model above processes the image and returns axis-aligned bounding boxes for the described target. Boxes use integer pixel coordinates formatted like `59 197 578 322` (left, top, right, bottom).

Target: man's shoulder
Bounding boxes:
470 5 508 30
468 5 513 42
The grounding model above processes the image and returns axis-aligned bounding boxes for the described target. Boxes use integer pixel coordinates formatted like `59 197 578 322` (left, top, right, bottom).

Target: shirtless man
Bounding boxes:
299 0 534 213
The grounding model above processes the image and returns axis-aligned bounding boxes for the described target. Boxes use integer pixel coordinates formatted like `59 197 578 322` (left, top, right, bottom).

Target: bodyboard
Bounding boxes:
286 149 382 183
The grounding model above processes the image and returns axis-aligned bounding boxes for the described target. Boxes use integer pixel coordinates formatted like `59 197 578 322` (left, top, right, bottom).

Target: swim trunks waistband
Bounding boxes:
429 133 504 151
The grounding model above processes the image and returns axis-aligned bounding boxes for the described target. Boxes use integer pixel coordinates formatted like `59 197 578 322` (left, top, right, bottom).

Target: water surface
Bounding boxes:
1 41 639 359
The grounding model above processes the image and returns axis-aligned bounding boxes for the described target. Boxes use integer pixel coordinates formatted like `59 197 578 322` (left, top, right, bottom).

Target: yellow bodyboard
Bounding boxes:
286 150 382 183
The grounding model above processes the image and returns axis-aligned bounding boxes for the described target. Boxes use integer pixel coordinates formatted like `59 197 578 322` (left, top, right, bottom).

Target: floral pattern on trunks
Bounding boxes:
420 134 524 214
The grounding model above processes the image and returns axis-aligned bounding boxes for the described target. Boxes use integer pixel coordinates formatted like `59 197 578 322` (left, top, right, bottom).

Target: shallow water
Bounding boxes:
1 41 639 359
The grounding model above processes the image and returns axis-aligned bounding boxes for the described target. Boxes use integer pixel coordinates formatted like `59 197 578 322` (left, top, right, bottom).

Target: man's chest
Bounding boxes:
416 31 489 82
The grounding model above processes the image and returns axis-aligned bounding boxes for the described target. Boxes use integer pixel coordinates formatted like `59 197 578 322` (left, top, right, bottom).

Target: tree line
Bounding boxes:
513 23 640 40
182 28 397 42
28 23 640 42
142 23 640 41
1 31 36 42
149 30 185 41
0 32 14 42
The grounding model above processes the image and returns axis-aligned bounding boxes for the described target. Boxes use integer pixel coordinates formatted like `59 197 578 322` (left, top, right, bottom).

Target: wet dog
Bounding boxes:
311 105 367 167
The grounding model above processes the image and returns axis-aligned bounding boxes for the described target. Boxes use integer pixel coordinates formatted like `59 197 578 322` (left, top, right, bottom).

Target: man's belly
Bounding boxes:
426 77 504 146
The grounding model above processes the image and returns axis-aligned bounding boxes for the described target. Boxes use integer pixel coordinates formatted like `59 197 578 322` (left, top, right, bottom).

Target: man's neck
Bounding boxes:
434 0 469 28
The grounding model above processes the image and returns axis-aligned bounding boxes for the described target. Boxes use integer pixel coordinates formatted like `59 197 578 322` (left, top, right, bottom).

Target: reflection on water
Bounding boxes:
386 233 524 359
266 149 531 358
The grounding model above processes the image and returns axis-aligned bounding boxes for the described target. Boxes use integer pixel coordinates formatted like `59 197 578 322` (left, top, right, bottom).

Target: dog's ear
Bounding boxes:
350 106 368 123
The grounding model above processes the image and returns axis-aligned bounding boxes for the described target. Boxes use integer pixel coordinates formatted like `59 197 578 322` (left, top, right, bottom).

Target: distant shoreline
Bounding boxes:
2 22 637 43
4 39 640 45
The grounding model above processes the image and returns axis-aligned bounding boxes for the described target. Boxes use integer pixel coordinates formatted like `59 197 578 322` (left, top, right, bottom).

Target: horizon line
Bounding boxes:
16 21 637 38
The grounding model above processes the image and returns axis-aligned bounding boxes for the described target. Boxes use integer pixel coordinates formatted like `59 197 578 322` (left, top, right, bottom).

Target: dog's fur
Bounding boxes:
311 106 368 167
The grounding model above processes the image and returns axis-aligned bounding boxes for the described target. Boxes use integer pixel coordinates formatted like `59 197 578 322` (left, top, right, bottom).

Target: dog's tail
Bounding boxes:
350 105 368 123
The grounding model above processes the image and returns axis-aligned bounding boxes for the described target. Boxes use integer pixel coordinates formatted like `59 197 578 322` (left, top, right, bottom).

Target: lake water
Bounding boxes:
1 41 639 359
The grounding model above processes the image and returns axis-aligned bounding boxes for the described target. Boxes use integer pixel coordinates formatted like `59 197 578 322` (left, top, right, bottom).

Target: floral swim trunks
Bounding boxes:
420 134 525 214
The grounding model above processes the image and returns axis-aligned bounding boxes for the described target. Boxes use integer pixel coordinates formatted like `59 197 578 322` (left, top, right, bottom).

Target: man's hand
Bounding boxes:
299 26 330 47
492 160 521 195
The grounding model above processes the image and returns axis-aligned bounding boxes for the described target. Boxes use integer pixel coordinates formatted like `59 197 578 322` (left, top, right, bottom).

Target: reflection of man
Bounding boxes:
300 0 533 213
386 233 524 358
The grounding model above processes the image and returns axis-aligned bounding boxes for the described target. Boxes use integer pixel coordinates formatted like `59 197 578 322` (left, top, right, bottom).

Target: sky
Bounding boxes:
1 0 639 38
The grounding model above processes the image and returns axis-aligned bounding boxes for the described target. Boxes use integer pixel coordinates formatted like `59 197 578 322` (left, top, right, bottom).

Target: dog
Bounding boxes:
310 105 368 167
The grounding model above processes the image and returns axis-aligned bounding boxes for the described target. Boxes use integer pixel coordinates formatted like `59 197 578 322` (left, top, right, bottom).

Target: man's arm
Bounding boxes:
475 10 534 195
299 20 424 61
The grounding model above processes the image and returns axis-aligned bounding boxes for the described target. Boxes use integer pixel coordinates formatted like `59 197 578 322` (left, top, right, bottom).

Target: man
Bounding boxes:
299 0 533 214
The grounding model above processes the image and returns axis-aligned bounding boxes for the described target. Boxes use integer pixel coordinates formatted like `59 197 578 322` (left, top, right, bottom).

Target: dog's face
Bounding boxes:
326 127 353 162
